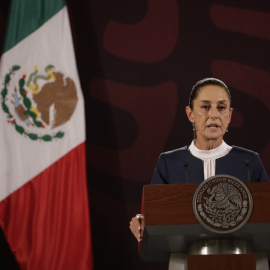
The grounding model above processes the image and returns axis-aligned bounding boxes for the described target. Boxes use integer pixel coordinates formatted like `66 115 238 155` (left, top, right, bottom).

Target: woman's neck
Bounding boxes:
194 138 223 150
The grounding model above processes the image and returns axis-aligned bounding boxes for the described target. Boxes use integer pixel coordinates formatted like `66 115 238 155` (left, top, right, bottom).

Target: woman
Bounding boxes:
129 78 269 242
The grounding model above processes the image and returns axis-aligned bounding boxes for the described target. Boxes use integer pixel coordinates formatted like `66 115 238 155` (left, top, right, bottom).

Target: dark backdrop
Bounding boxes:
1 1 270 269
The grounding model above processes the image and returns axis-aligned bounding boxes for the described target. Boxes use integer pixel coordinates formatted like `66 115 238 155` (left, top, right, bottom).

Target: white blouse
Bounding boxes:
189 140 232 180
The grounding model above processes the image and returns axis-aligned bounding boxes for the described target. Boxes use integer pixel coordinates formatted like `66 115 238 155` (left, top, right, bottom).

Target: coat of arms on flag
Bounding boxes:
1 64 78 141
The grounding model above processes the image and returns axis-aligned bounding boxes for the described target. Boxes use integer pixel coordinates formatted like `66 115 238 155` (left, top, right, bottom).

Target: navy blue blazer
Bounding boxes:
151 146 269 184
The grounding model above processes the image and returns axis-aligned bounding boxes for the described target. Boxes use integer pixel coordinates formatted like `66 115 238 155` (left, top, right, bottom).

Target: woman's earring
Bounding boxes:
226 125 229 132
192 123 196 131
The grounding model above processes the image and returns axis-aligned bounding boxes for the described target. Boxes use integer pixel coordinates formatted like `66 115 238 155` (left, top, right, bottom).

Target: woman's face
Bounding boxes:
186 85 233 147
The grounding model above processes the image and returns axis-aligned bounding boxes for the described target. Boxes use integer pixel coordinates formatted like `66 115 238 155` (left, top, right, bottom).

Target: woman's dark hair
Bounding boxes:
189 78 231 109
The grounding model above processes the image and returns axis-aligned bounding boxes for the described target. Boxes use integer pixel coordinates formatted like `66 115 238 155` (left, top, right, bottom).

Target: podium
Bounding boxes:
139 182 270 270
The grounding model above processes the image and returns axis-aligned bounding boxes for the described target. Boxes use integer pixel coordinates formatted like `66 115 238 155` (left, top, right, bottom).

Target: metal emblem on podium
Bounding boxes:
193 174 253 233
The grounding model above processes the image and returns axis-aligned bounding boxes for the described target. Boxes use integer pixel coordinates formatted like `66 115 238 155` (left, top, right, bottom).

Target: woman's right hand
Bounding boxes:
129 214 145 242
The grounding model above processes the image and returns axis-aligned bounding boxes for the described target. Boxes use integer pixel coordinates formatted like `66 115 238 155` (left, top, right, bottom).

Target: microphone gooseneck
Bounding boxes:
184 160 189 184
244 159 251 182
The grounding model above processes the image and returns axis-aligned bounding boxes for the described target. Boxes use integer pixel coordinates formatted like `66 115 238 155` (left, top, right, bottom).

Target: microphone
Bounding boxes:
244 159 251 182
184 160 189 184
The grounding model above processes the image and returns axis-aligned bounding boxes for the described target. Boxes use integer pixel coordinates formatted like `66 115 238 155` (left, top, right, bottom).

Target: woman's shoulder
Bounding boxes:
230 145 259 157
160 146 190 158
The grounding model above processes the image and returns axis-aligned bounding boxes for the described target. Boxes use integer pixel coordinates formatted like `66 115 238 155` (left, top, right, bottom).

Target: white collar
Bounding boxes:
189 140 232 160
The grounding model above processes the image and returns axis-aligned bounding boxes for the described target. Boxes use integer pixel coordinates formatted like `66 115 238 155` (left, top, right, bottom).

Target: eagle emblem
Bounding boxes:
193 175 253 233
1 65 78 141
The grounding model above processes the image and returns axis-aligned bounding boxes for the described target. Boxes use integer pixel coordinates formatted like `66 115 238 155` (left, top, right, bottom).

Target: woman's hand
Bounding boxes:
129 214 145 242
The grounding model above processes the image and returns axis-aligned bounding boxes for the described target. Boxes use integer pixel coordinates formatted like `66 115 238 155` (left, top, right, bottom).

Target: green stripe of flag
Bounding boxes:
2 0 65 53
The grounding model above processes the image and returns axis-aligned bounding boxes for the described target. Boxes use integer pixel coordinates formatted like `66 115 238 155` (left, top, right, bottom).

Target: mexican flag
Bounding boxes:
0 0 93 269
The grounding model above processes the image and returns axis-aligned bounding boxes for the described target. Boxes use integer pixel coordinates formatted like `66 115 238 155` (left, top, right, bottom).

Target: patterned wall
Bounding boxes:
1 1 270 269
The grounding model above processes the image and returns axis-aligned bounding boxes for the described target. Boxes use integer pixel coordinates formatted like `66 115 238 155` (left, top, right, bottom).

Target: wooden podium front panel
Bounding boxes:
187 254 256 270
143 183 270 226
246 183 270 223
143 184 198 225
